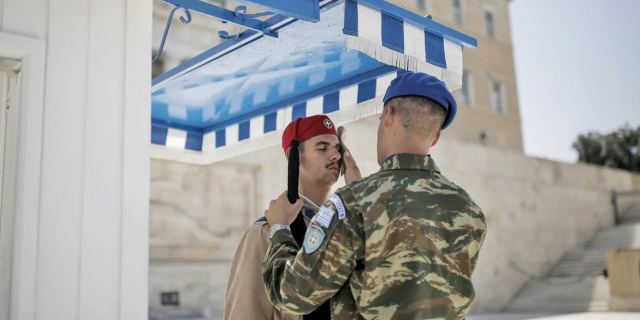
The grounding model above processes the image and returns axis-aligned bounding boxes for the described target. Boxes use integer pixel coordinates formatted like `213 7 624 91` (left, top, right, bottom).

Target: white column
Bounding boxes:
1 0 151 319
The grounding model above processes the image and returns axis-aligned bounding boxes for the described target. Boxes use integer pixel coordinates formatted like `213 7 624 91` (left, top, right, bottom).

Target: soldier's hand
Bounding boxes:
265 191 303 225
343 148 362 185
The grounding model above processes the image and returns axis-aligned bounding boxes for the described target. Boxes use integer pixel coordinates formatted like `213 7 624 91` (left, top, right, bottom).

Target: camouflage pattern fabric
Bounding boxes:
263 153 487 319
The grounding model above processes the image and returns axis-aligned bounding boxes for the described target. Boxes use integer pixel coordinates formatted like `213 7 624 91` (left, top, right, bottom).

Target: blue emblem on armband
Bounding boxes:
303 225 326 254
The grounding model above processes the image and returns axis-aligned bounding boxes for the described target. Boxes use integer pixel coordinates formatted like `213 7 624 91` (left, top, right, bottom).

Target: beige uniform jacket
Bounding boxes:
224 219 302 320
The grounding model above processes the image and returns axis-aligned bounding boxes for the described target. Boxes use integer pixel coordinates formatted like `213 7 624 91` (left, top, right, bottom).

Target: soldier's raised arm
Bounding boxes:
262 190 364 315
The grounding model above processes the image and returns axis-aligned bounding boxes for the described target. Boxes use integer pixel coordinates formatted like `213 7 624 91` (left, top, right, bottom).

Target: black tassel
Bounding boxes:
287 140 300 204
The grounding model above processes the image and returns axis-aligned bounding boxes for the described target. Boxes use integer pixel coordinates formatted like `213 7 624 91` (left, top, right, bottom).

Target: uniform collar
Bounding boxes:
380 153 440 173
300 193 321 224
302 208 316 221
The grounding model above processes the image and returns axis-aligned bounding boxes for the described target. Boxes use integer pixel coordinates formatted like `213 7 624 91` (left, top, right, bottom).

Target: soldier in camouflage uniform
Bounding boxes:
262 72 487 319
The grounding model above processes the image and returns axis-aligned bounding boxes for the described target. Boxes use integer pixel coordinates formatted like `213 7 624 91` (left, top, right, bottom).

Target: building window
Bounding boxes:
452 0 463 24
417 0 427 11
461 71 473 105
484 10 495 39
479 131 488 146
490 80 506 114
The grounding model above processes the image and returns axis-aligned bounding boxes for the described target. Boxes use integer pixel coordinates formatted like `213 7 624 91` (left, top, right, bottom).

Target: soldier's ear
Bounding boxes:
431 130 442 147
383 103 396 127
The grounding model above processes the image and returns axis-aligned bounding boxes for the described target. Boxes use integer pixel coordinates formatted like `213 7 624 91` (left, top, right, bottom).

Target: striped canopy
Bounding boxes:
151 0 475 163
343 0 476 90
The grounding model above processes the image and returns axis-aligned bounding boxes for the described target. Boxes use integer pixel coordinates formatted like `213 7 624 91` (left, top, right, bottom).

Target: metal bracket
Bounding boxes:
162 0 278 38
153 5 192 63
233 5 274 20
218 5 274 40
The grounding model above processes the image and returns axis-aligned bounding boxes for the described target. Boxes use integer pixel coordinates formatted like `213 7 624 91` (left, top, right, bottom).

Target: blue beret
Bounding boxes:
383 71 457 129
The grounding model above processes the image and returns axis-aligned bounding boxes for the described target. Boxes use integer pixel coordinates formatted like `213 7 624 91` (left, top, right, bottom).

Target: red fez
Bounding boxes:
281 115 337 153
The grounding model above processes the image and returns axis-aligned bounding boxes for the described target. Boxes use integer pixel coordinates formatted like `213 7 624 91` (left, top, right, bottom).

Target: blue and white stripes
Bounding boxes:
152 71 396 152
343 0 464 90
150 0 478 159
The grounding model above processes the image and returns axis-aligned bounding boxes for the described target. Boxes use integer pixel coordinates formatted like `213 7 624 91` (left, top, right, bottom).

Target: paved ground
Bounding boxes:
468 312 640 320
150 310 640 319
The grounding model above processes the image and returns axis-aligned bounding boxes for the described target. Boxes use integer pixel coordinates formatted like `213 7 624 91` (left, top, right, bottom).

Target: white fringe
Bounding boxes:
346 35 462 91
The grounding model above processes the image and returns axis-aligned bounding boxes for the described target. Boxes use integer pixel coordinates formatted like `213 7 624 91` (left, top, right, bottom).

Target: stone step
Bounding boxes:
504 222 640 314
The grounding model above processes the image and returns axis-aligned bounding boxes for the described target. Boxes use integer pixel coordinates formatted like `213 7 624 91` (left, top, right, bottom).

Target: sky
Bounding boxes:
509 0 640 163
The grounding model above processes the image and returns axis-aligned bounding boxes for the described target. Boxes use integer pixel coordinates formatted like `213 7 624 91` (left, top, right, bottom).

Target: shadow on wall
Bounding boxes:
148 159 262 319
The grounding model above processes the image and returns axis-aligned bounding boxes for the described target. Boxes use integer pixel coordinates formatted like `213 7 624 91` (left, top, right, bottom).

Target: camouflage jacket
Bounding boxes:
263 153 487 319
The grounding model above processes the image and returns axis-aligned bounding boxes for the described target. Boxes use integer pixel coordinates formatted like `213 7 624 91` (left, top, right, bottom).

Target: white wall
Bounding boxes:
0 58 22 320
150 159 260 262
1 0 151 319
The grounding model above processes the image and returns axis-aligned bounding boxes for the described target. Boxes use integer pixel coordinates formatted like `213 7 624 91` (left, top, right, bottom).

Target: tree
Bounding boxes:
572 125 640 173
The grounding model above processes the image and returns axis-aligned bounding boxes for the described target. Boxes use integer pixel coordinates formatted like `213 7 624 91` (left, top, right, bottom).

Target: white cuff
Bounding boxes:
269 224 291 239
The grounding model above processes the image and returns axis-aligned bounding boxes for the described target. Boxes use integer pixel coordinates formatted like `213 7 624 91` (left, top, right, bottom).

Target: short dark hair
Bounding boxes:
385 96 446 138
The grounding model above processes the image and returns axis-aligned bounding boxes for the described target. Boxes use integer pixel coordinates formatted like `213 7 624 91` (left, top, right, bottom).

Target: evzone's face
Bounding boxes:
299 134 342 187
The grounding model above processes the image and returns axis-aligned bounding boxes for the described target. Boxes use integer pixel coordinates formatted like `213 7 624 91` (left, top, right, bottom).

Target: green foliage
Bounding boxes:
573 125 640 172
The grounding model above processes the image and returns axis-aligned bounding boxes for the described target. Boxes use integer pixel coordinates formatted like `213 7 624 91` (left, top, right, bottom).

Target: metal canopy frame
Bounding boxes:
163 0 279 37
236 0 320 22
153 1 336 89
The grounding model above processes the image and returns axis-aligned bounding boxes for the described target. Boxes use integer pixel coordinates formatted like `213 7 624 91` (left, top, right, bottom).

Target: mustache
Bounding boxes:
325 162 339 170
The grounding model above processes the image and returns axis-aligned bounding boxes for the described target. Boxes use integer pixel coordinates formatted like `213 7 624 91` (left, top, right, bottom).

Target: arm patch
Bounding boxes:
303 225 326 254
314 206 334 228
329 194 347 220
